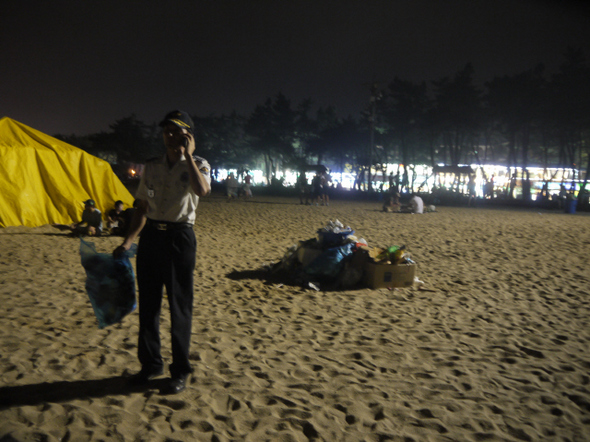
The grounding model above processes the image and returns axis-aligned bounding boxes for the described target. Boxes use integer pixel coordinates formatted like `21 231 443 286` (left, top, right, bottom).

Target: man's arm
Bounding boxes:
113 200 148 255
182 134 211 197
70 209 88 229
93 211 103 229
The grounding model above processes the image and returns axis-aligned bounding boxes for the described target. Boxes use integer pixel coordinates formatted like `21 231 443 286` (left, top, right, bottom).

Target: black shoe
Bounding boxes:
127 367 164 386
162 373 189 395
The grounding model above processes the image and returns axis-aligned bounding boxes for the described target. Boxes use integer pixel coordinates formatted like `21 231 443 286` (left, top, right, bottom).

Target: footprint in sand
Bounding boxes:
157 398 187 411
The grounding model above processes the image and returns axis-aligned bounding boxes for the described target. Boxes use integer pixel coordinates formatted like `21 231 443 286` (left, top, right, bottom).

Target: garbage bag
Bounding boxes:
317 229 355 247
80 238 137 328
303 242 355 281
317 220 355 247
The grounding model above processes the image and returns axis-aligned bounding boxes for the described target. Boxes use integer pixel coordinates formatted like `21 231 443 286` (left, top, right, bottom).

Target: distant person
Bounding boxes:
242 172 253 199
391 172 400 194
541 181 549 201
509 173 517 199
319 170 332 206
107 200 125 234
485 175 495 199
383 192 401 212
354 169 365 191
297 173 310 205
559 184 567 209
402 194 424 214
70 199 103 236
431 185 441 205
225 173 239 201
311 172 323 205
467 175 476 206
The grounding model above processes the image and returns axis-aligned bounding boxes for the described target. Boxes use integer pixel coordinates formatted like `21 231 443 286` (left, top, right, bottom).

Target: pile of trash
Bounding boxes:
271 220 416 290
369 244 414 265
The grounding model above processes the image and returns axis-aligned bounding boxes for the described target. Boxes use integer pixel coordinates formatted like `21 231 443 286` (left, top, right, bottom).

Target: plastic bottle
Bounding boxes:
392 245 406 263
376 245 399 262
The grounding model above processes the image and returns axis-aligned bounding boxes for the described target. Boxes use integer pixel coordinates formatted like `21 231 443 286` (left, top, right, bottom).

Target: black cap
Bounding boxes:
84 199 96 207
159 110 194 133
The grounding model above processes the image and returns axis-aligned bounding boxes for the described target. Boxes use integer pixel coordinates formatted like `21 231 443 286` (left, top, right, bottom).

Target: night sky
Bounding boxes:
2 0 589 136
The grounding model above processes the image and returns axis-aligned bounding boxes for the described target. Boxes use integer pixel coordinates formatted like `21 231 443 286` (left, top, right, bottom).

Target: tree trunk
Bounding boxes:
263 153 272 185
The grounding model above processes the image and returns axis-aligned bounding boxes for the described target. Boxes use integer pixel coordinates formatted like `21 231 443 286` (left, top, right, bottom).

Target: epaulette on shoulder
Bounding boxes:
193 155 210 173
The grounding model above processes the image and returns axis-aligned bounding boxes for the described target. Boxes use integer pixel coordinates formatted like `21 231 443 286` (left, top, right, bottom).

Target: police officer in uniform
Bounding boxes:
114 110 211 394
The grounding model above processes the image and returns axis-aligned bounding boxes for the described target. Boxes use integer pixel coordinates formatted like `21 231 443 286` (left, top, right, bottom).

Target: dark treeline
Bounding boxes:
56 47 590 202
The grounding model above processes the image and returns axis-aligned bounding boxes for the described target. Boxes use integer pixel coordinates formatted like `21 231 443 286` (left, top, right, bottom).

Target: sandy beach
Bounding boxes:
1 195 589 441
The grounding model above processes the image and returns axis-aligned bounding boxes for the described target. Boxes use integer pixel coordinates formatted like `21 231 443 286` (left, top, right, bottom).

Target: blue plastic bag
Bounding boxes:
80 238 137 328
303 242 355 281
317 229 355 247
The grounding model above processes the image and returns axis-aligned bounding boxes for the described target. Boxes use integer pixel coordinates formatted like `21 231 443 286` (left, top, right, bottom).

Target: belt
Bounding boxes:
146 219 193 231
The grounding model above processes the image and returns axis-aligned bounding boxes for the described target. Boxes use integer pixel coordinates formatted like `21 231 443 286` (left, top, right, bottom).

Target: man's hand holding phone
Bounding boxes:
180 134 195 157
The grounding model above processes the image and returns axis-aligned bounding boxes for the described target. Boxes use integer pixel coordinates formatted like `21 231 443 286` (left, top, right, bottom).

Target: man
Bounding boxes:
114 110 211 394
311 172 322 205
70 199 103 236
107 200 125 235
383 191 401 213
467 175 477 207
118 199 139 237
242 171 252 199
401 193 424 214
319 169 332 206
225 172 239 201
297 172 309 205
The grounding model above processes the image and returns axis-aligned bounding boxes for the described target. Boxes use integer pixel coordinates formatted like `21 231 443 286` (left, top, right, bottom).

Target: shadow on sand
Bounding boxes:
0 376 170 409
225 267 365 292
225 268 304 288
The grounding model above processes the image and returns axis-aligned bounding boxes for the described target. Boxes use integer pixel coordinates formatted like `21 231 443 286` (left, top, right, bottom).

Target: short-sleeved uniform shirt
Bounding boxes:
136 154 211 224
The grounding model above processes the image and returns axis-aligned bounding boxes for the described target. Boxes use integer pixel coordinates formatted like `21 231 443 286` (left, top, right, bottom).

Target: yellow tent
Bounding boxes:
0 117 134 228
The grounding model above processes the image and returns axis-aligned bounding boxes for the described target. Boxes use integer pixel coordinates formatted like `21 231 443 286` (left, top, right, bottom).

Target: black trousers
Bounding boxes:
136 224 196 377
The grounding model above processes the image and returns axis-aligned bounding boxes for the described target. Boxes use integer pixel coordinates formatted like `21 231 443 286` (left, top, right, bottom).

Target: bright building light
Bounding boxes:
211 164 583 196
